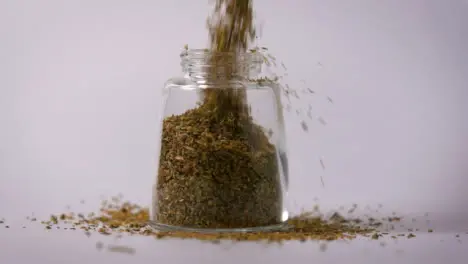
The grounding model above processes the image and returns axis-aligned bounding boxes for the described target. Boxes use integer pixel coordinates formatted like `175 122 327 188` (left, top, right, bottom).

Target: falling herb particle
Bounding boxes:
280 62 287 70
428 229 433 233
320 158 326 170
407 233 416 239
318 117 327 126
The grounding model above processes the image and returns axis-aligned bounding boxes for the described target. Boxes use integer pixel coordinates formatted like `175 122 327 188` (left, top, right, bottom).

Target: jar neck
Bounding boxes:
180 49 261 84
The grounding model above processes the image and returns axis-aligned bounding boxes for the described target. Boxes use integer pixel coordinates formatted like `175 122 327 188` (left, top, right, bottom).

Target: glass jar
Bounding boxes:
151 49 289 232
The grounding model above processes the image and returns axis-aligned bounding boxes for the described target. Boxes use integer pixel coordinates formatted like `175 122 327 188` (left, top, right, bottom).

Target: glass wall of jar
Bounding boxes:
151 49 289 232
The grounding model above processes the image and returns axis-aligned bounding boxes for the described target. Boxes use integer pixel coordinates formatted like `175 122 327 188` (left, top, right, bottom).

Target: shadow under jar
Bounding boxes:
151 49 289 232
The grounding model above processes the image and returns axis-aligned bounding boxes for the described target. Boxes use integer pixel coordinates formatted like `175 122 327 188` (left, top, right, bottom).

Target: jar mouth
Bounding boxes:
180 48 263 81
180 48 263 65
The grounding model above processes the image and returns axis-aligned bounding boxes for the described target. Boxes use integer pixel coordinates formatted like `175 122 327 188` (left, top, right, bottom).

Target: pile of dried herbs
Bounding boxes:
38 197 379 242
2 196 455 244
32 196 450 244
153 0 284 228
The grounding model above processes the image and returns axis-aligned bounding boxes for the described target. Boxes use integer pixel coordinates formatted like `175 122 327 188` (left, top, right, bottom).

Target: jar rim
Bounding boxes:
180 48 263 64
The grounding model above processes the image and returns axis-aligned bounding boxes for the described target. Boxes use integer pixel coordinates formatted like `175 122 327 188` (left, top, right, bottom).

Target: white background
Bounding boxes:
1 0 468 263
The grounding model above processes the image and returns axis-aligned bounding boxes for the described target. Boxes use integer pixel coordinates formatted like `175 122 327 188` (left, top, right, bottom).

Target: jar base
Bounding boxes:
147 221 291 233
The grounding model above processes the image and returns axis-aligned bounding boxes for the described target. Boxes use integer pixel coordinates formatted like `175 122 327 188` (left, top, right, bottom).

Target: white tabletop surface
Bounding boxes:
1 214 467 264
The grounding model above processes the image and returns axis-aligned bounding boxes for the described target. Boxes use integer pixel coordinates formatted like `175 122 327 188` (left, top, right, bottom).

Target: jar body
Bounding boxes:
150 74 289 232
